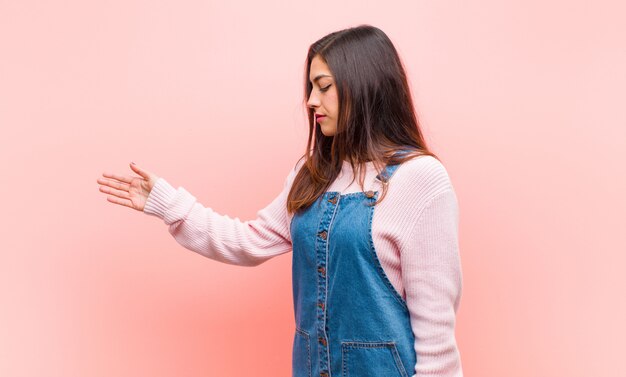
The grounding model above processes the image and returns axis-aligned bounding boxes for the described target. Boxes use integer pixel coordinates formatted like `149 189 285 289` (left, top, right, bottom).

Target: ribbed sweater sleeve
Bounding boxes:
402 189 463 377
141 164 300 266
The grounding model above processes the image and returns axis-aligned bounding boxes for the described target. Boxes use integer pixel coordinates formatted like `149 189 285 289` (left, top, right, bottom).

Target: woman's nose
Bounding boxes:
307 93 319 108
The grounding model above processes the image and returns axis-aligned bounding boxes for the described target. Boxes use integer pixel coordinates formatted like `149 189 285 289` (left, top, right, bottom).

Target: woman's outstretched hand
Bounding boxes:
97 162 160 212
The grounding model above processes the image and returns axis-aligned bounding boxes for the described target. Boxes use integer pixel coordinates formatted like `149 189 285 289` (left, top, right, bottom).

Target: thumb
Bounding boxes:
130 162 149 179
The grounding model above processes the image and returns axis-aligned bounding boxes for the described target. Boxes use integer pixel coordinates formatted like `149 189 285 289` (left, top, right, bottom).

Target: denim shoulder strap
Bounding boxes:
374 148 415 184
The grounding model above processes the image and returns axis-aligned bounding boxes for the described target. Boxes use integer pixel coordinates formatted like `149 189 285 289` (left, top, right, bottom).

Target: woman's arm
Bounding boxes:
402 188 464 377
142 165 300 266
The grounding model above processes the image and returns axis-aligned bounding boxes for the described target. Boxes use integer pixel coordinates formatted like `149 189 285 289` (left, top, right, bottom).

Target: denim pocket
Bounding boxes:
341 341 408 377
292 327 311 377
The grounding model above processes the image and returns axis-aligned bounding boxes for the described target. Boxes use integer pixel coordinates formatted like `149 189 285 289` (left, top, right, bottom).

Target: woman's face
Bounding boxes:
307 55 338 137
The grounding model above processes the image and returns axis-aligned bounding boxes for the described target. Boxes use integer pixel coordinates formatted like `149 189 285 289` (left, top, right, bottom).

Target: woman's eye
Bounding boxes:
320 84 331 92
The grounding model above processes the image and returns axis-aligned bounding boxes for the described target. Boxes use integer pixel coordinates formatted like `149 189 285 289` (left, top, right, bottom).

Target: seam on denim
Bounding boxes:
342 343 348 377
390 343 409 377
367 194 409 310
322 194 341 371
295 327 312 377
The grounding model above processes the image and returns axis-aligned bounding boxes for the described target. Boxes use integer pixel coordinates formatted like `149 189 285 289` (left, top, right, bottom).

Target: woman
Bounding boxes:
97 24 463 377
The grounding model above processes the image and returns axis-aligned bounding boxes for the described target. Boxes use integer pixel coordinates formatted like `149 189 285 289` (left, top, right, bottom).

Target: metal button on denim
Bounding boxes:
317 266 325 276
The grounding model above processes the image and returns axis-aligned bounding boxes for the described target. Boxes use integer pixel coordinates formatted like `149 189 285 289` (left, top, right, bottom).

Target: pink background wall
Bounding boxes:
1 1 624 376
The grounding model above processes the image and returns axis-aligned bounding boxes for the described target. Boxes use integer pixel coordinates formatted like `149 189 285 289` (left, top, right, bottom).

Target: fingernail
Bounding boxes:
131 162 136 165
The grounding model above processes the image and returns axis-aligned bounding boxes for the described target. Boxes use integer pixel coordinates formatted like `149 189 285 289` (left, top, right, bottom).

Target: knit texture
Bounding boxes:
143 155 463 377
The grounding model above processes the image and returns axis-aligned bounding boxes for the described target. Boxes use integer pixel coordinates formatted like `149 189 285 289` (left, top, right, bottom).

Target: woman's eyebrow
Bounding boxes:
310 74 332 83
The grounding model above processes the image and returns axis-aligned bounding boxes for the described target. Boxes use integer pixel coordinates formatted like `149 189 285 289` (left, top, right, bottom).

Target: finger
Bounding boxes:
97 177 131 191
102 171 134 184
99 184 131 200
106 195 136 209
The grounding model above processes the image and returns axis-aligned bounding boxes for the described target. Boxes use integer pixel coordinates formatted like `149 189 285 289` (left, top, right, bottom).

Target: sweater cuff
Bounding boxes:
142 177 178 219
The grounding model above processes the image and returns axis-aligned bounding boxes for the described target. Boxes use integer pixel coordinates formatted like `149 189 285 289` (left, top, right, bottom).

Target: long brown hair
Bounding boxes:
287 24 439 214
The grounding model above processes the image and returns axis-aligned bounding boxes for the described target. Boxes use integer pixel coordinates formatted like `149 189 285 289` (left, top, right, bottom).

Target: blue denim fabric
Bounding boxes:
290 152 417 377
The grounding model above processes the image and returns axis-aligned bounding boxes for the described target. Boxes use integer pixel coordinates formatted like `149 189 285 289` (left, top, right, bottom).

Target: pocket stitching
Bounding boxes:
341 341 408 377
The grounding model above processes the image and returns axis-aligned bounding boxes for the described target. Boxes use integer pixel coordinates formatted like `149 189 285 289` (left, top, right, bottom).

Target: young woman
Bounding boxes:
97 24 463 377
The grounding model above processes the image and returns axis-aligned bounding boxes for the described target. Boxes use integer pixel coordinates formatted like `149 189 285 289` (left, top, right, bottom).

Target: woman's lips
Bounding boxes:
316 115 326 122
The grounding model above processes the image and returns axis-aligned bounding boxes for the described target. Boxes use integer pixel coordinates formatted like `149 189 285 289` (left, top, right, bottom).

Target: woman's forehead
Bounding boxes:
310 56 332 79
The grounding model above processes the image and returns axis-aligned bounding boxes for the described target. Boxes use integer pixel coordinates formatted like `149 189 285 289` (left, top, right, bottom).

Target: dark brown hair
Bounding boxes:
287 24 439 214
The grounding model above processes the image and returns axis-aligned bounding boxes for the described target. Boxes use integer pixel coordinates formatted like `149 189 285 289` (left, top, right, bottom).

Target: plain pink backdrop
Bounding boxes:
1 1 624 376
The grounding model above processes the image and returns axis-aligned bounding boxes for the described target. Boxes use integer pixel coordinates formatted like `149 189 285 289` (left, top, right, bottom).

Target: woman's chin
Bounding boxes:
319 124 337 137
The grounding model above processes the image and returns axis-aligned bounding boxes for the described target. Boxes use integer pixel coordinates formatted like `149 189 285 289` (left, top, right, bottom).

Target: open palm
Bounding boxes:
97 163 160 212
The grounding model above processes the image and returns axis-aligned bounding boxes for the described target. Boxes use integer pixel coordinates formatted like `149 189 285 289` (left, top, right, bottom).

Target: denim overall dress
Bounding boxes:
290 155 417 377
